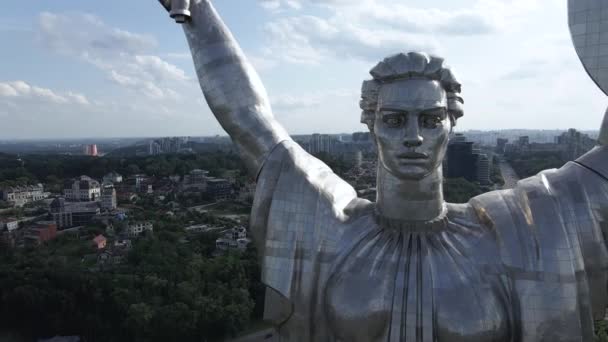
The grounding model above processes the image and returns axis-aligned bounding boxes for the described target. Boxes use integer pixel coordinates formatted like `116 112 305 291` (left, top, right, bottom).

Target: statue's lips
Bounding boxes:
396 151 429 160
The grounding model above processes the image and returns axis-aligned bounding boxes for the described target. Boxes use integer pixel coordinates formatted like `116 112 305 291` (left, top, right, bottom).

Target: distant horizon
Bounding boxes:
0 127 600 142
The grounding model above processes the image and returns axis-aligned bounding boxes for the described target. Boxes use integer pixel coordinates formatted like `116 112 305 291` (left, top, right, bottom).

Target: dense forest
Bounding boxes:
0 152 249 191
0 212 264 341
505 151 566 179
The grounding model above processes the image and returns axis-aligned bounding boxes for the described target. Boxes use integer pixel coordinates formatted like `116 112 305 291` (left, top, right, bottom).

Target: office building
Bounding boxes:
50 198 100 229
64 176 101 202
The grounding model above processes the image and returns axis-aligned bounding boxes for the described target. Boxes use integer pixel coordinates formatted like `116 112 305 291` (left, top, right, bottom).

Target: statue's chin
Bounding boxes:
381 163 431 181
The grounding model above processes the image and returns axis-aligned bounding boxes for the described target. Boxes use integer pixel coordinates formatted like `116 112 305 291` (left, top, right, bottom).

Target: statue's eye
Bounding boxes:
422 115 442 128
383 115 403 127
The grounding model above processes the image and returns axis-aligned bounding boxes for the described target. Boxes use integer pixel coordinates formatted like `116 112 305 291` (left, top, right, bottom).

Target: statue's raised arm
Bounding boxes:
158 0 290 175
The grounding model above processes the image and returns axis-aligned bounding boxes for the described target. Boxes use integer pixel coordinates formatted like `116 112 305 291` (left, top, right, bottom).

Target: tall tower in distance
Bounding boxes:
84 144 98 156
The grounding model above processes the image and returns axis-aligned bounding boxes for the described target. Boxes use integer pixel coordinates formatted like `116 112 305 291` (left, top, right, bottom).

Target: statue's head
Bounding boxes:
360 52 463 180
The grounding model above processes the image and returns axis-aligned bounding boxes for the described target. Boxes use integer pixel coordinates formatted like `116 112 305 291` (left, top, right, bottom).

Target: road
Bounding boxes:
228 328 278 342
188 202 218 212
499 158 520 189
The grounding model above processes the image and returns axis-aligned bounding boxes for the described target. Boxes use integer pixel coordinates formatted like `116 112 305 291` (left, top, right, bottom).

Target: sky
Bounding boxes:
0 0 607 139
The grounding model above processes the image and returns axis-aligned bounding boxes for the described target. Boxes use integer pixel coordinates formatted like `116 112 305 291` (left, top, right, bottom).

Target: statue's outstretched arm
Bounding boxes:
159 0 291 176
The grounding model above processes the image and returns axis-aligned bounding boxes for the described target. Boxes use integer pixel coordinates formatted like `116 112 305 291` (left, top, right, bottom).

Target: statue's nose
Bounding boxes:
403 121 423 147
403 136 423 147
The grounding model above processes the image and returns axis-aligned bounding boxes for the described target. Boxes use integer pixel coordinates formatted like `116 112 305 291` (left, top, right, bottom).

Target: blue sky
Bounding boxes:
0 0 607 139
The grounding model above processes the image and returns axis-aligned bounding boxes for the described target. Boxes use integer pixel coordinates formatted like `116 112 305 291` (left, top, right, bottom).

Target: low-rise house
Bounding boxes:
125 174 153 194
0 218 19 232
182 169 209 191
93 235 107 249
215 226 251 252
184 224 224 233
126 221 153 238
238 183 256 202
215 237 251 251
236 237 251 250
216 237 238 251
98 247 128 265
229 226 247 240
114 239 132 250
221 170 240 183
206 178 233 201
103 172 123 184
151 178 174 195
0 184 46 207
116 187 139 203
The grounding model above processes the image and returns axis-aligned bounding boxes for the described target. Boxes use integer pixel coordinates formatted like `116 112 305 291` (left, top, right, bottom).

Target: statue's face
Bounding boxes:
373 79 451 180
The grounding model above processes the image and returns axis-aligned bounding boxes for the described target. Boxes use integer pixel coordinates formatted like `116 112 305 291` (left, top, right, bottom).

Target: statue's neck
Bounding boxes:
375 165 445 222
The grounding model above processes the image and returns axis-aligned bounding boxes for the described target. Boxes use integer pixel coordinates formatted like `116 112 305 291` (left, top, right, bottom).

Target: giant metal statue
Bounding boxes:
158 0 608 340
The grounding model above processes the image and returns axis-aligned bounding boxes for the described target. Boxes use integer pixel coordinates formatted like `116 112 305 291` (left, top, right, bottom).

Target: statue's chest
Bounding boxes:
324 229 511 342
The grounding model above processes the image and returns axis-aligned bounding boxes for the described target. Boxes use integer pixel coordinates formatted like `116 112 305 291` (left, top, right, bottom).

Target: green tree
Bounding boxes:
596 320 608 342
443 178 483 203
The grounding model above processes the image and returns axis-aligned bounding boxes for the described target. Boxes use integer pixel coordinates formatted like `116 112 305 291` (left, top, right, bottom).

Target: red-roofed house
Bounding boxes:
93 235 107 250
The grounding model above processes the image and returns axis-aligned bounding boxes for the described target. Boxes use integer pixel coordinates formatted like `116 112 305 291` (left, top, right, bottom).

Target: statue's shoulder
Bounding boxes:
466 164 575 214
464 173 557 232
463 162 606 238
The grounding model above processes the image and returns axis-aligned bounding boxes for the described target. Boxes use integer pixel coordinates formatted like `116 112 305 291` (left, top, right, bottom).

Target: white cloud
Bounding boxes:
166 52 192 59
109 70 138 86
133 55 189 82
259 0 302 11
263 14 439 64
259 0 543 64
103 58 186 100
0 83 18 97
66 92 91 105
272 94 323 109
0 81 89 105
271 89 357 110
37 12 189 101
259 0 282 11
38 12 157 55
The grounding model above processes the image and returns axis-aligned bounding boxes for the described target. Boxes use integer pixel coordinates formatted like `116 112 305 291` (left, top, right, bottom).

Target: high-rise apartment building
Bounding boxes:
308 134 337 154
101 183 117 211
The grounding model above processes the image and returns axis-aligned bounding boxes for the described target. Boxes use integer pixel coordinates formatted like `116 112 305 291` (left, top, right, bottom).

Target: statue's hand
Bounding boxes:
599 107 608 146
157 0 194 24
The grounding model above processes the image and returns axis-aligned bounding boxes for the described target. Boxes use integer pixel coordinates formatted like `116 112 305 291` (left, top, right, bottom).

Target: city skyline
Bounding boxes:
1 0 608 139
0 127 600 143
